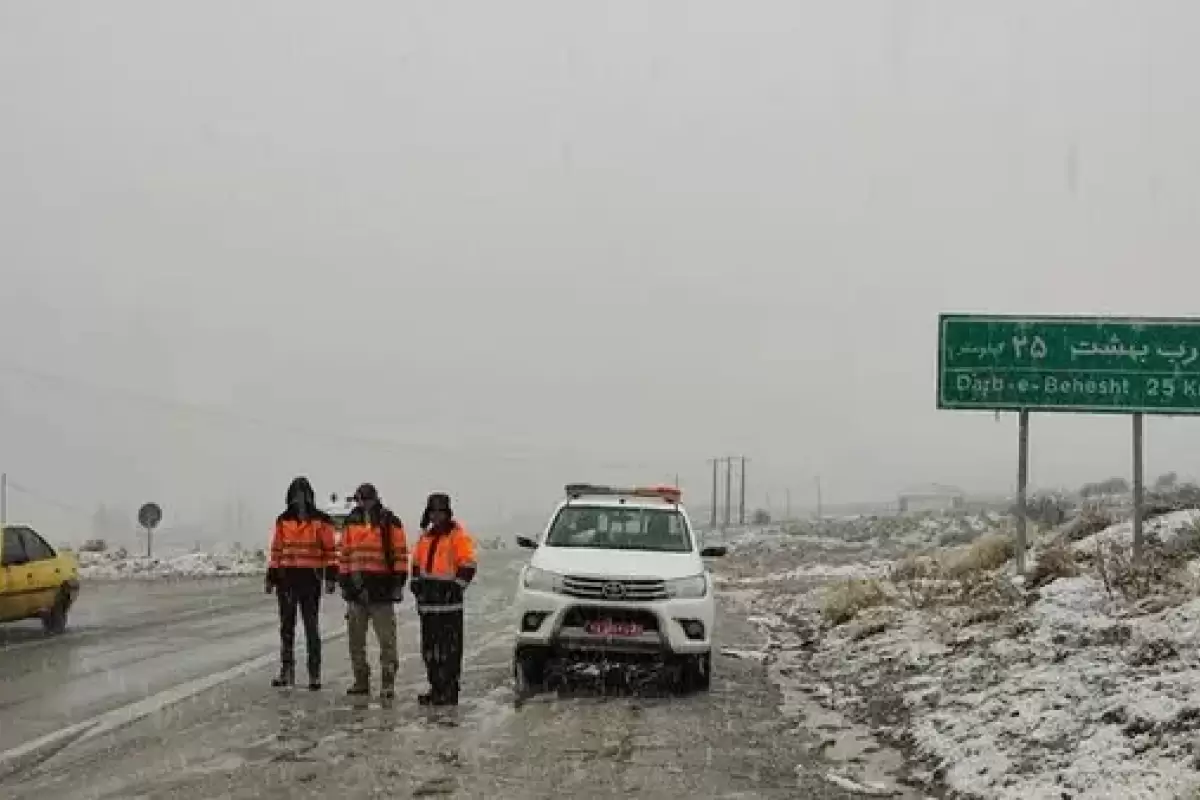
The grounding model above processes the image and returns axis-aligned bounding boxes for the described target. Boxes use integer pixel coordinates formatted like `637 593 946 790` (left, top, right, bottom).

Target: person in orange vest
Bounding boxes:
265 476 337 691
410 492 477 706
339 483 407 698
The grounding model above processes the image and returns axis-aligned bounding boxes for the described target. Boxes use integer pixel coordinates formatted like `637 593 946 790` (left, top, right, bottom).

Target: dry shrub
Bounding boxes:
943 533 1015 580
1062 507 1117 543
1163 519 1200 561
889 554 949 608
1028 540 1080 589
888 535 1021 614
890 553 939 583
1094 540 1190 601
822 578 889 626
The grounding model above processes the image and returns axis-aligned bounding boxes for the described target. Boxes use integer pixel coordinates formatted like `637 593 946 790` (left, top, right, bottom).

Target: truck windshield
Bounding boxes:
545 505 693 553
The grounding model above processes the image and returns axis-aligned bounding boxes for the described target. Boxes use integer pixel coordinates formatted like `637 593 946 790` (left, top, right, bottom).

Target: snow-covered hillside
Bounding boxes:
719 503 1200 798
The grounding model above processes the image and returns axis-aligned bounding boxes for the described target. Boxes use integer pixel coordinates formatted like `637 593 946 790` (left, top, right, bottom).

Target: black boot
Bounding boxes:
307 667 322 692
346 669 369 696
418 692 434 705
271 664 295 688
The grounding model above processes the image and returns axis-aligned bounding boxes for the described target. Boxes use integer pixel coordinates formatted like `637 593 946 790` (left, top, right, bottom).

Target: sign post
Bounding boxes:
938 314 1200 569
1133 413 1145 559
1016 409 1030 575
138 502 163 559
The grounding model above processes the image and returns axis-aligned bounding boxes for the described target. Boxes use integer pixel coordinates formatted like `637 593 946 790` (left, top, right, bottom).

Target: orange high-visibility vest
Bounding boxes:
411 523 477 612
339 515 408 576
411 524 476 580
269 519 336 570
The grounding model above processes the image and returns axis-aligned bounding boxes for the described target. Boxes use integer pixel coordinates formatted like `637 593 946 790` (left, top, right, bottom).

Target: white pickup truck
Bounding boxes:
511 483 726 693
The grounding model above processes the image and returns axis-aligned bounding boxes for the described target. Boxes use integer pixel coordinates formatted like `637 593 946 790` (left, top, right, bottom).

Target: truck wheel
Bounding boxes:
513 646 550 695
678 652 711 693
42 588 70 635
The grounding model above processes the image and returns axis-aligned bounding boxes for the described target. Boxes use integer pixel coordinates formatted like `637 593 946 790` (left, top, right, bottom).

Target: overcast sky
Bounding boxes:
3 1 1200 541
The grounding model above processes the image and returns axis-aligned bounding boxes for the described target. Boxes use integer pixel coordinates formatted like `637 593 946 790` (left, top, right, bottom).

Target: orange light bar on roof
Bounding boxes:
634 485 682 502
563 483 682 503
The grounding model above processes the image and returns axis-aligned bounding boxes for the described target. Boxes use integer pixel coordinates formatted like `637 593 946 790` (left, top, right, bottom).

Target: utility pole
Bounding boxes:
708 459 719 530
738 457 747 525
723 457 733 529
1 472 7 527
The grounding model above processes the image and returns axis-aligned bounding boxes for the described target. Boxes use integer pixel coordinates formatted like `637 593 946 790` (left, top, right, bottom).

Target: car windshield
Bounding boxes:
544 505 693 553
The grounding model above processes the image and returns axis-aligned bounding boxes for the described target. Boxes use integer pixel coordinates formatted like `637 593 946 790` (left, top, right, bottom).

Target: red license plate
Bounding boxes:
585 620 643 637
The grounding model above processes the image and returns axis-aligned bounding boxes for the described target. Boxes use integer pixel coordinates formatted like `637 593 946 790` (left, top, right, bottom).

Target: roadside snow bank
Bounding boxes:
731 509 1012 558
1072 508 1200 552
724 508 1200 799
78 550 266 580
900 576 1200 798
717 561 891 586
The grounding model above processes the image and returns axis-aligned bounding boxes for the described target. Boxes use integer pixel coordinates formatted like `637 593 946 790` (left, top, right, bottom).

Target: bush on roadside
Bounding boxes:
822 578 889 626
938 527 979 548
887 534 1020 612
1094 540 1191 601
889 554 948 608
1062 507 1117 543
1028 539 1080 589
1016 492 1076 528
943 533 1015 580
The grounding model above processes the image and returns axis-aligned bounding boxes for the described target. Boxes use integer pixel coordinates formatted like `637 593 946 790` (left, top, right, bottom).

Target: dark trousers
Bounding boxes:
278 586 322 676
420 610 464 700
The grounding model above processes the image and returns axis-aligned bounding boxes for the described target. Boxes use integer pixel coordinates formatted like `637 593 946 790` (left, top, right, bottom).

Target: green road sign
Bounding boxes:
938 314 1200 414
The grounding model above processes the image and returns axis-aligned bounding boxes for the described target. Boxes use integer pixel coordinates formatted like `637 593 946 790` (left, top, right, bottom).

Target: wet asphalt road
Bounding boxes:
0 551 875 799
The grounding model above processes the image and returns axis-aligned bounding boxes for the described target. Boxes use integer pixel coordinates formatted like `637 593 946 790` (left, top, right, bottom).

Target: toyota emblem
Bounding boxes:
601 582 626 600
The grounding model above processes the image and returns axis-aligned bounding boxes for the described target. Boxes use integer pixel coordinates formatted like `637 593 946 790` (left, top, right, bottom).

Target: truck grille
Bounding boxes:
561 576 668 602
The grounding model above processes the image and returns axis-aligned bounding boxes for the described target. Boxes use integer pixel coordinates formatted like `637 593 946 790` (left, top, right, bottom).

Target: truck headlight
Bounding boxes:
522 566 563 593
665 574 708 599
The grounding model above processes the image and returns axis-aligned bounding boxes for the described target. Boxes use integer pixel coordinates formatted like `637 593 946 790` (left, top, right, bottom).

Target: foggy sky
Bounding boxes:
3 1 1200 543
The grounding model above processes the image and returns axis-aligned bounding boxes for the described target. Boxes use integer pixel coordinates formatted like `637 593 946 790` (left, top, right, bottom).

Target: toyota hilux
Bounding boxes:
512 483 726 693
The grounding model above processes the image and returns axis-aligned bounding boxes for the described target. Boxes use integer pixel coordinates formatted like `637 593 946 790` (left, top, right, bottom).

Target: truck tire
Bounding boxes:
513 646 550 695
678 651 711 693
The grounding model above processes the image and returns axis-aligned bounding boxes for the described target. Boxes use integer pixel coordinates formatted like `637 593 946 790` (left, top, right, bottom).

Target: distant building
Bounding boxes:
897 484 966 514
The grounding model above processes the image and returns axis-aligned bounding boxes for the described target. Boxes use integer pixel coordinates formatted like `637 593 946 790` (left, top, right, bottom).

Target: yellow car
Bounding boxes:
0 524 80 634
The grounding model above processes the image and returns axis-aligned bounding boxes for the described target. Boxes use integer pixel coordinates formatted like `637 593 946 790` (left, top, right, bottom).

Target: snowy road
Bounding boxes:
0 551 900 798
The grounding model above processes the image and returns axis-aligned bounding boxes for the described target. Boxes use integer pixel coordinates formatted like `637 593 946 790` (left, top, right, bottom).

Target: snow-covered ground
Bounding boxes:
77 550 267 580
721 503 1200 799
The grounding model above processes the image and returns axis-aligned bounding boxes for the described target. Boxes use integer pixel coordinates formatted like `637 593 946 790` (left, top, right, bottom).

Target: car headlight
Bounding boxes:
665 573 708 599
522 566 563 593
